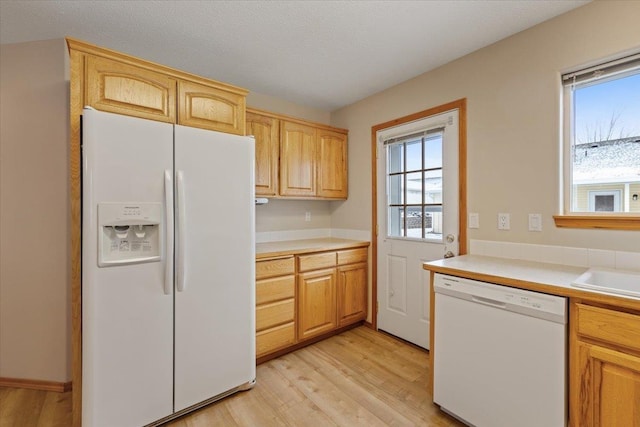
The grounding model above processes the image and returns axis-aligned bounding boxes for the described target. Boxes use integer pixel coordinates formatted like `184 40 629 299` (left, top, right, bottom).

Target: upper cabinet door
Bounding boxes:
247 112 279 197
86 55 177 123
317 129 348 199
280 121 316 197
178 80 246 135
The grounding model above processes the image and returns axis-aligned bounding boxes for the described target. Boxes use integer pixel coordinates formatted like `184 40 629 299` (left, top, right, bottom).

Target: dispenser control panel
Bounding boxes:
98 202 163 267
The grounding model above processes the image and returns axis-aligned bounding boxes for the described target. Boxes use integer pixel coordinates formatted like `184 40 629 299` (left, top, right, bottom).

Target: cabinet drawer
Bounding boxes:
337 248 368 265
256 275 295 305
256 299 295 331
256 256 295 280
576 303 640 353
298 252 337 272
256 322 296 357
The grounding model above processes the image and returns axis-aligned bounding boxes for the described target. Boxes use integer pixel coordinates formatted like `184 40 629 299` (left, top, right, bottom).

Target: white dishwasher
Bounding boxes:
433 273 567 427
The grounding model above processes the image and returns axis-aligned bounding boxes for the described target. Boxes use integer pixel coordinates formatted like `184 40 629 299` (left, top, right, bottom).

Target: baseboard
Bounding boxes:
0 377 72 393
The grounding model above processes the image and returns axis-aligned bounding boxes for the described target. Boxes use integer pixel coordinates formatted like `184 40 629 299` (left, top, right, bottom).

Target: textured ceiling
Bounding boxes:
0 1 589 111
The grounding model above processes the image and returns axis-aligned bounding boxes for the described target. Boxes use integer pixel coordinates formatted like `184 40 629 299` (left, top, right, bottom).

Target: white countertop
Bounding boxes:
424 255 640 310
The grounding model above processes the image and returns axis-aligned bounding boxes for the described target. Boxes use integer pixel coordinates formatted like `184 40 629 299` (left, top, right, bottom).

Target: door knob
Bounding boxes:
444 251 455 258
446 234 455 243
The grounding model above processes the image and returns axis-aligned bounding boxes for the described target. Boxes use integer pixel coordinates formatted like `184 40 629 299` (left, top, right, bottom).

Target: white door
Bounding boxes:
173 125 256 412
376 110 459 348
82 110 174 426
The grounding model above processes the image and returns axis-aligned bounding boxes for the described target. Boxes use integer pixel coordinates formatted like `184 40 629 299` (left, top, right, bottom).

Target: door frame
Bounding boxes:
370 98 467 330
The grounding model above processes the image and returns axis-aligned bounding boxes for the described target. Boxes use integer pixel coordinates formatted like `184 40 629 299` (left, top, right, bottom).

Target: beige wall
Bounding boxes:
256 199 332 232
0 39 70 382
330 0 640 252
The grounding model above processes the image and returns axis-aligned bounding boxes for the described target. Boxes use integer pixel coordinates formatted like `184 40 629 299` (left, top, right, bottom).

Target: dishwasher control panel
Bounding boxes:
434 273 567 323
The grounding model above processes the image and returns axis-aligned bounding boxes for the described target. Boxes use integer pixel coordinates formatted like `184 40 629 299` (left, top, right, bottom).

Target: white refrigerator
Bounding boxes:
82 109 256 426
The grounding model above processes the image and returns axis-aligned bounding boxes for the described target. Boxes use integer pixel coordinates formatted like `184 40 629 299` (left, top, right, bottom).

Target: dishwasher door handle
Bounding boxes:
471 295 507 309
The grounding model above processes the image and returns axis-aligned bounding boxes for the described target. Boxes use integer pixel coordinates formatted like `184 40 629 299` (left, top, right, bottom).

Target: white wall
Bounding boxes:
330 0 640 253
0 39 71 382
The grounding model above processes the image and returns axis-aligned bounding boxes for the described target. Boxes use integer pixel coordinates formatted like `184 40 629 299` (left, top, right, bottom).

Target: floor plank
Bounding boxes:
1 327 463 427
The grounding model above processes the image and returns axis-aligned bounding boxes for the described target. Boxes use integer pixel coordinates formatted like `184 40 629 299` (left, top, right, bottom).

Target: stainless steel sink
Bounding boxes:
572 267 640 298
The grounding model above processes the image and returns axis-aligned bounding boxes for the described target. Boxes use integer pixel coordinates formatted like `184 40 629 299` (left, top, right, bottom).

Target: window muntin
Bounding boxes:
386 131 443 240
563 54 640 215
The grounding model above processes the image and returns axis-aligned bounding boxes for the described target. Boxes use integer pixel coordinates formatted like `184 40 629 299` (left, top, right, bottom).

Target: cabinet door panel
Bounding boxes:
178 80 245 135
298 269 336 340
337 262 367 326
247 112 279 196
280 121 316 197
317 129 348 199
590 346 640 427
86 55 176 123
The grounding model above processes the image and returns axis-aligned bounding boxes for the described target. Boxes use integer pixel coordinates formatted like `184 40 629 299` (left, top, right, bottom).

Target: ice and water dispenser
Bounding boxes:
98 202 162 267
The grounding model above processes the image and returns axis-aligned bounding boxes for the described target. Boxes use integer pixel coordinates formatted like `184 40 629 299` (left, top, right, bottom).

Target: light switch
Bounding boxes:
469 213 480 229
529 213 542 232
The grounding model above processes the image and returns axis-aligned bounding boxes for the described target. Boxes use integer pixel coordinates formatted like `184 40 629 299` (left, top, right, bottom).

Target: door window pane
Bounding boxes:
406 139 422 171
388 144 404 174
406 172 422 204
388 206 405 237
424 206 443 240
424 135 443 169
388 174 403 205
424 169 442 203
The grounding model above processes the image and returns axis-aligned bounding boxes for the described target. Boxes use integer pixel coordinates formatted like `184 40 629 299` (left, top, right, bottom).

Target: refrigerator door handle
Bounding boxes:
164 170 173 296
176 170 187 292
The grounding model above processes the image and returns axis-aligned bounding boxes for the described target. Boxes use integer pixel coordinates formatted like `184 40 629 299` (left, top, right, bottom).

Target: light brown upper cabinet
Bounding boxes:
69 37 247 135
86 55 177 123
317 129 348 198
280 120 317 197
178 80 246 135
246 108 348 200
246 112 279 196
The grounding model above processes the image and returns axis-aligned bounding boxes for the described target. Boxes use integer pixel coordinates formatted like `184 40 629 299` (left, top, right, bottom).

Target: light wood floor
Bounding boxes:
0 327 463 426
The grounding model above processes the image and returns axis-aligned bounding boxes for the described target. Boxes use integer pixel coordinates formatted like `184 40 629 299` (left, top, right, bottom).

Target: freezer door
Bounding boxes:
82 109 174 426
173 125 256 412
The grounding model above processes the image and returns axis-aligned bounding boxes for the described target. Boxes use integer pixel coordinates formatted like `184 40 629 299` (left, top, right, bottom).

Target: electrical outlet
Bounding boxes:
468 213 480 229
497 213 510 230
305 211 311 222
528 213 542 231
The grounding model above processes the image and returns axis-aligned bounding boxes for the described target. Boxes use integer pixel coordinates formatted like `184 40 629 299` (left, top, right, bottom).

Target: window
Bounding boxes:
385 129 443 240
557 53 640 229
588 190 621 212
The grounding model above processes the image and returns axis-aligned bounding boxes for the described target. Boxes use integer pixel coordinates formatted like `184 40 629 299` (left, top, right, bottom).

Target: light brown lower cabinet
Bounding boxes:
570 301 640 427
337 262 368 327
298 268 337 340
255 244 369 361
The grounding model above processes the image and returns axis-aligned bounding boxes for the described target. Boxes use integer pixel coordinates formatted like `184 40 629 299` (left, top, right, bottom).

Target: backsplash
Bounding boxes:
469 239 640 271
256 228 371 243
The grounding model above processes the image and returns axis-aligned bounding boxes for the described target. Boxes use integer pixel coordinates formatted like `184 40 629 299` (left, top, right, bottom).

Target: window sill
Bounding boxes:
553 215 640 231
